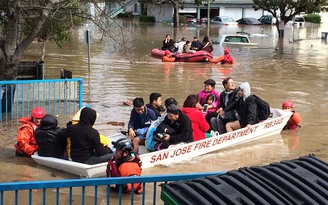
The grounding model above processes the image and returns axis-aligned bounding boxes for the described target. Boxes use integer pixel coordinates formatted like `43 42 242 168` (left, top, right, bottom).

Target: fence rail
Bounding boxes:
0 172 224 205
0 78 83 124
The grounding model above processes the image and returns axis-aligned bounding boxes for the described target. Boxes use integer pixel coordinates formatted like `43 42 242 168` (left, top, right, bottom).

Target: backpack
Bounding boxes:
253 94 271 121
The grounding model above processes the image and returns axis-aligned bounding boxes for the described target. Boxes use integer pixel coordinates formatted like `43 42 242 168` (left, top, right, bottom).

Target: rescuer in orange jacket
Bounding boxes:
210 48 235 64
15 107 45 157
282 100 301 130
106 138 142 194
162 50 176 62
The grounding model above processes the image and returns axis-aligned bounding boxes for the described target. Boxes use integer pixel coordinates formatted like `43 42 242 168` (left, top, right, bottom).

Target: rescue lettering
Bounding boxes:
264 119 283 129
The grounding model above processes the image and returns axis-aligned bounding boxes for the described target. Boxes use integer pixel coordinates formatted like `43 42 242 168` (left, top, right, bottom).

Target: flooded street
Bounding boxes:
1 13 328 185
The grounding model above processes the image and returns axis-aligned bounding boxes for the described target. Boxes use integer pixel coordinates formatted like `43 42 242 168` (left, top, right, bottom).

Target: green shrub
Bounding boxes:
117 12 134 18
139 16 155 22
303 14 321 23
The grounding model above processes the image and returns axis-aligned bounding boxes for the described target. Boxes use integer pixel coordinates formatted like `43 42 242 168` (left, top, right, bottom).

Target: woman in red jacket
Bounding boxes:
181 94 209 141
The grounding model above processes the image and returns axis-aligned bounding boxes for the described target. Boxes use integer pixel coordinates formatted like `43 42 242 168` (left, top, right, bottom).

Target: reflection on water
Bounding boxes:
2 13 328 183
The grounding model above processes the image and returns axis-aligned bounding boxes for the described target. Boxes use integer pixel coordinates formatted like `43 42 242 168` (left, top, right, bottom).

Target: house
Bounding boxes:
101 0 271 23
146 0 271 23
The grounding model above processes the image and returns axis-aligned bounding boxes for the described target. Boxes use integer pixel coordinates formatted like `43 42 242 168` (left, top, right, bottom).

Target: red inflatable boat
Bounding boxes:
151 48 213 62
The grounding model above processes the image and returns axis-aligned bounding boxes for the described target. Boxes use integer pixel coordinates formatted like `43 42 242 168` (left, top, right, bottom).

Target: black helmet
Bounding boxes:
112 138 134 152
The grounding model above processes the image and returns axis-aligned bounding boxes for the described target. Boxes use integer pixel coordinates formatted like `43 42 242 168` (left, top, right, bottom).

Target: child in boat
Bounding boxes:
204 94 218 114
282 100 301 130
183 41 196 53
106 138 142 194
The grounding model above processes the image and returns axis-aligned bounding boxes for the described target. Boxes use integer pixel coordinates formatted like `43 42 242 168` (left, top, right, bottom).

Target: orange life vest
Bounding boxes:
106 155 143 194
221 54 233 64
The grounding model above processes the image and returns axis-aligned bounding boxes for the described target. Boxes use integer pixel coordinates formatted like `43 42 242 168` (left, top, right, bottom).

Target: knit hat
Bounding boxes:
224 48 230 54
167 104 179 114
204 79 216 87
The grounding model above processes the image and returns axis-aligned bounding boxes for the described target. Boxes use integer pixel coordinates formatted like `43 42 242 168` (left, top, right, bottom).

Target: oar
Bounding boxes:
123 101 133 106
106 121 125 126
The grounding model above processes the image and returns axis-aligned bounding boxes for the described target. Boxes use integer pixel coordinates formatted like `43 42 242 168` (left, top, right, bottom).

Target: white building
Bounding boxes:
146 0 272 23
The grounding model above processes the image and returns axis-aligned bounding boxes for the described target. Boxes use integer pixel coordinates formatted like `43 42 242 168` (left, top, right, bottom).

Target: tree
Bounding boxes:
0 0 128 80
0 0 86 80
253 0 327 51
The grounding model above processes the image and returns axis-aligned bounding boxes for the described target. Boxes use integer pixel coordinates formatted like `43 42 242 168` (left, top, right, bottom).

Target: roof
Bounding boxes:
161 154 328 205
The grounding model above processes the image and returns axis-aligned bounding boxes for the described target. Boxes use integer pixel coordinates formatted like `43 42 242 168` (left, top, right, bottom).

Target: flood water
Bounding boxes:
1 13 328 188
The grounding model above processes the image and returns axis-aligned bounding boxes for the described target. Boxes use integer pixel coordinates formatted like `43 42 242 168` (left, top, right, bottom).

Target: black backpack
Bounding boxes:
253 94 271 121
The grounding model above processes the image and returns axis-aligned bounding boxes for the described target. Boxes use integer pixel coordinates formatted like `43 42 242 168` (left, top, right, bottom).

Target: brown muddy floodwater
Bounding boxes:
1 13 328 203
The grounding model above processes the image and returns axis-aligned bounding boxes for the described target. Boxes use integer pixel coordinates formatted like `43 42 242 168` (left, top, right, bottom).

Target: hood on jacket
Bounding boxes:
19 116 32 123
79 107 97 126
239 82 251 101
39 114 58 130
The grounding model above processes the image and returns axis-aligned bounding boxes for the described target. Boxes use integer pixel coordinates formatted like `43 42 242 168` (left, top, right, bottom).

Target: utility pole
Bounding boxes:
207 0 211 37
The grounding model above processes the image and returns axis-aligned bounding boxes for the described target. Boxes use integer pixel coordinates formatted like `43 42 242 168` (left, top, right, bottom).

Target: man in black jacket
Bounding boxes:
35 114 66 159
65 107 113 164
160 104 193 148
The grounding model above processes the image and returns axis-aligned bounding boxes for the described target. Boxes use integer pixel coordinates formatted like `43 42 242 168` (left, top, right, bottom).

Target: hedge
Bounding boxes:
303 14 321 23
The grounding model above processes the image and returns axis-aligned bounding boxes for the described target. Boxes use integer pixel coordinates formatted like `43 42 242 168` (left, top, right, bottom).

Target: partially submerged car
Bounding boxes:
212 34 258 46
258 15 277 24
211 16 238 26
237 18 262 25
183 14 197 23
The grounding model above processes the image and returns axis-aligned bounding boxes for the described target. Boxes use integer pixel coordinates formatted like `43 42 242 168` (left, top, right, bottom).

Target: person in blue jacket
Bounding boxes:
128 97 157 153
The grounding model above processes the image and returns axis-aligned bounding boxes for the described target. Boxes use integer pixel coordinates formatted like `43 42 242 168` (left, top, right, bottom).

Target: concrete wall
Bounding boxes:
147 4 173 23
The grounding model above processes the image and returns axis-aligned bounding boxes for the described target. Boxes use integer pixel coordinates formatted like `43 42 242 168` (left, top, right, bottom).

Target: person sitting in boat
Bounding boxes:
197 79 220 131
181 94 209 141
14 107 45 157
162 50 176 62
210 48 235 64
225 82 259 132
35 114 66 159
200 36 213 53
128 97 157 153
145 98 178 151
211 77 240 134
282 100 301 130
106 138 142 194
146 92 164 118
161 34 176 52
66 105 109 159
176 37 186 54
191 36 201 51
183 41 196 53
154 104 193 150
64 107 114 164
205 94 218 114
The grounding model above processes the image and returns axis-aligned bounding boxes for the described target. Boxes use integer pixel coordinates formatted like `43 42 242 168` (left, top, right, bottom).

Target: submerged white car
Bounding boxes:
211 16 238 26
212 34 258 46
